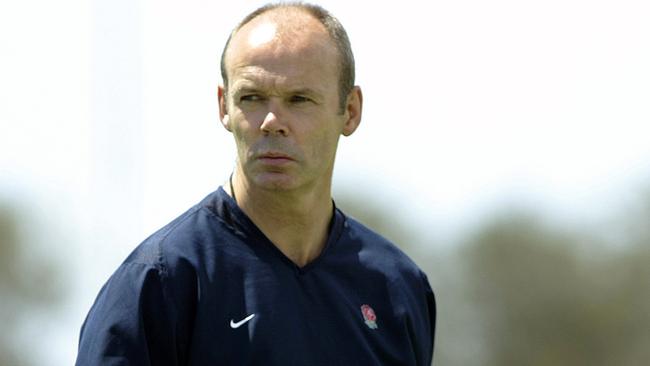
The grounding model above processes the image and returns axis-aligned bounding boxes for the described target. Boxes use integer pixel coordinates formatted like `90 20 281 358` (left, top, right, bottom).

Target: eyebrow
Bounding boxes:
230 85 323 100
230 86 261 96
289 88 320 96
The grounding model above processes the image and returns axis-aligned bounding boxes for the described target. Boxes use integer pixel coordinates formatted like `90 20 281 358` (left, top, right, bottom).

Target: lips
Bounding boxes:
258 152 293 160
256 151 295 166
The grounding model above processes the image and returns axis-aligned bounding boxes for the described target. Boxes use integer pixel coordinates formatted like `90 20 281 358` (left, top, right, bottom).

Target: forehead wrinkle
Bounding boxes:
230 66 326 97
230 67 287 95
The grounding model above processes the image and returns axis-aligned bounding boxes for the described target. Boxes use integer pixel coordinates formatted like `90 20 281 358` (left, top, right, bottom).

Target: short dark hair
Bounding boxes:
220 2 355 111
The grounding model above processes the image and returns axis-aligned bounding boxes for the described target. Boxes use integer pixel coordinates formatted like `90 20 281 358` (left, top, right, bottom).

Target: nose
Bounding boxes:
260 100 288 136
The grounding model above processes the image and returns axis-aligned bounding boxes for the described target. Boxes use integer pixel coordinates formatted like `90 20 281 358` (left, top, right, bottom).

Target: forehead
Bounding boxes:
225 9 339 91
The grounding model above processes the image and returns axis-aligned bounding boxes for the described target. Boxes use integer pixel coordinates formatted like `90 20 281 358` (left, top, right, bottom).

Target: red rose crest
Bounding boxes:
360 304 378 329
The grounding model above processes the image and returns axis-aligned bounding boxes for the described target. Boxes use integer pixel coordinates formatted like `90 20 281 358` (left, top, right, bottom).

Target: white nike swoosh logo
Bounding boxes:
230 313 255 329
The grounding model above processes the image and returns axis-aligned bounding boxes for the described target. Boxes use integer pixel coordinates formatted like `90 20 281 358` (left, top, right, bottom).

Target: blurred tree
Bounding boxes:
461 209 650 365
0 203 62 366
0 205 23 366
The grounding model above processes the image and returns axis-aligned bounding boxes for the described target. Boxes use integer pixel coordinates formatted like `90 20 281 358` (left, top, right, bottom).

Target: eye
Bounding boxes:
289 95 310 104
240 94 264 103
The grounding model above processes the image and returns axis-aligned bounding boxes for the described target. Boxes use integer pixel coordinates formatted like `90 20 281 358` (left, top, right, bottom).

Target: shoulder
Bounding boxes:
76 198 226 365
92 199 221 306
339 212 436 362
340 213 428 284
123 190 236 274
80 190 235 333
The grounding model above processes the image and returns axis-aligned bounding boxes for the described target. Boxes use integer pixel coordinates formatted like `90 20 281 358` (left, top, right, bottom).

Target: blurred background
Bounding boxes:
1 0 649 364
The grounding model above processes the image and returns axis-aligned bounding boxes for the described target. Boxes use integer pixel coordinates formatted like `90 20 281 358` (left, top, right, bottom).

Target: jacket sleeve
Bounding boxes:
75 262 186 366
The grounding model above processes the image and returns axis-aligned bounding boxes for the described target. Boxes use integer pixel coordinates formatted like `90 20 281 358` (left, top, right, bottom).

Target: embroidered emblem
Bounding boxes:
361 304 378 329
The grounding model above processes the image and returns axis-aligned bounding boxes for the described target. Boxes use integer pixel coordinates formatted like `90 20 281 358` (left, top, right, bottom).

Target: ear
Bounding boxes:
218 85 231 131
342 86 363 137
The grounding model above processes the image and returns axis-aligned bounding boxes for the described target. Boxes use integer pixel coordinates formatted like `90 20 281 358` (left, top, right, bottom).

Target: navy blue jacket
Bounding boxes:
76 188 436 365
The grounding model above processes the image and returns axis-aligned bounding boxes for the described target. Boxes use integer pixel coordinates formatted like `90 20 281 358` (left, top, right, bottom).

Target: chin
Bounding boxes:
251 172 300 191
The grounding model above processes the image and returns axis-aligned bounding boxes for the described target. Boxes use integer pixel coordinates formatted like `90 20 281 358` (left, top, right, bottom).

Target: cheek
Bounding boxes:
230 122 256 160
304 125 341 161
230 114 258 145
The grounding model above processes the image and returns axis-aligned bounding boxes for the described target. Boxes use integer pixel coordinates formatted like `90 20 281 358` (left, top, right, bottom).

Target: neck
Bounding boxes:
228 170 334 268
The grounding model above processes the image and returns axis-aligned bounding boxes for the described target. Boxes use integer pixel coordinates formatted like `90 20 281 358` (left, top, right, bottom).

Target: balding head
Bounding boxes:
220 3 355 111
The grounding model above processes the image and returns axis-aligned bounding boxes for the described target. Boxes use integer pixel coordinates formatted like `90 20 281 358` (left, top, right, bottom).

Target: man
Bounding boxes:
76 3 435 365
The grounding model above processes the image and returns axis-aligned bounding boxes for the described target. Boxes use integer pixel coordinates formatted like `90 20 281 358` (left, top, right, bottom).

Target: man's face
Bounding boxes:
219 13 361 193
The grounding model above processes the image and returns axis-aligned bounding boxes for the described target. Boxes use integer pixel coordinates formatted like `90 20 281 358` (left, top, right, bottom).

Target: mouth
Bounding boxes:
259 152 293 159
257 152 295 165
